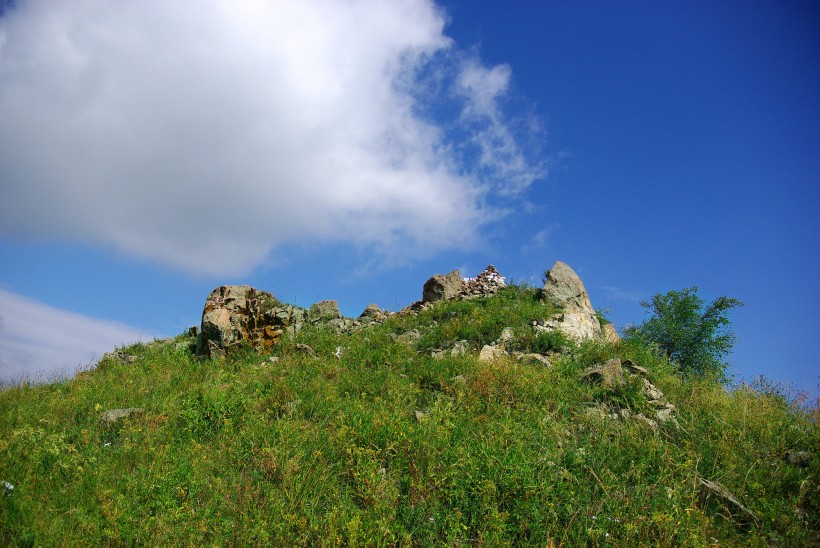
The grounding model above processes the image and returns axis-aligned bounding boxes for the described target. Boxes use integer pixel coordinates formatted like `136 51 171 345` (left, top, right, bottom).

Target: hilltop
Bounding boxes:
0 261 817 546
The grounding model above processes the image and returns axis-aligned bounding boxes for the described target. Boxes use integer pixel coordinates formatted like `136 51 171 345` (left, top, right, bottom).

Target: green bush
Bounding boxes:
625 287 743 382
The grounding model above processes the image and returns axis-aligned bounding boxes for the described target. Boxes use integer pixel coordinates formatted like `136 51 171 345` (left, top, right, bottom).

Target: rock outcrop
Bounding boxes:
582 358 678 431
541 261 603 342
422 270 463 303
196 285 284 359
309 300 342 321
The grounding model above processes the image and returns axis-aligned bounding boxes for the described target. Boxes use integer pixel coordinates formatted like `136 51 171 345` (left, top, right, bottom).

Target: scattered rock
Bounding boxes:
450 340 469 357
99 408 144 426
622 359 649 377
393 329 421 345
498 327 515 344
581 358 625 390
359 304 385 320
414 410 429 422
309 300 342 321
786 451 812 467
295 343 315 355
479 344 507 362
542 261 602 342
102 351 137 365
698 477 758 524
515 353 552 367
422 270 463 303
642 378 666 401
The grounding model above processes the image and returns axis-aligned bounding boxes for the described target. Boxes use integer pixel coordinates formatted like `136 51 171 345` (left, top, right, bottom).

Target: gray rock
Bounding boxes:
414 410 429 422
309 300 342 321
295 343 315 355
99 407 144 426
622 360 649 377
516 353 552 367
786 451 811 467
542 261 602 342
450 340 469 357
479 344 507 362
102 351 137 365
698 478 758 523
422 270 463 303
359 303 385 319
581 358 625 390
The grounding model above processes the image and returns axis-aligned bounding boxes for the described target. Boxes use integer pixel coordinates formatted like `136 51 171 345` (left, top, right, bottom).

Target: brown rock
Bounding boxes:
195 285 280 358
422 270 463 302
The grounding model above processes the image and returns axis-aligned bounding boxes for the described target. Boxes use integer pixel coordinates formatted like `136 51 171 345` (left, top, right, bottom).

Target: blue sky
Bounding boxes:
1 0 817 395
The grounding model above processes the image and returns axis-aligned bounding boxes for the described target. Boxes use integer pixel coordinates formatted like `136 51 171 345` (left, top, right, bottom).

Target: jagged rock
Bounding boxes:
187 325 199 337
422 270 463 303
196 285 282 358
99 408 144 426
359 303 385 320
542 261 602 342
309 300 342 321
581 358 625 389
479 344 507 362
498 327 515 345
642 378 666 401
460 265 506 298
602 323 620 343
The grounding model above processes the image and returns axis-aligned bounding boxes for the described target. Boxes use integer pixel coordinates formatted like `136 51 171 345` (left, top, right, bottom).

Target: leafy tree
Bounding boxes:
625 287 743 381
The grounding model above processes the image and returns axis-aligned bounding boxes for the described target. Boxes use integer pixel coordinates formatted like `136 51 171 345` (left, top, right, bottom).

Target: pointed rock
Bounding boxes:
542 261 602 341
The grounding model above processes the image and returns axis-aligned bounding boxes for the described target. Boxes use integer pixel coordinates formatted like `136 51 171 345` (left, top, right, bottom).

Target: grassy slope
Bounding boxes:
0 285 817 546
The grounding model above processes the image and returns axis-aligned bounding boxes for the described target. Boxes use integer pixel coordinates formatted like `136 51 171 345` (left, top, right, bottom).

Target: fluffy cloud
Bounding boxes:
0 288 148 385
0 0 543 276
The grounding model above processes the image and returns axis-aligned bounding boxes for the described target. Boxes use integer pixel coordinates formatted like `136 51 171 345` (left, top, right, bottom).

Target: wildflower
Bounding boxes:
334 346 342 359
104 442 112 447
2 480 13 493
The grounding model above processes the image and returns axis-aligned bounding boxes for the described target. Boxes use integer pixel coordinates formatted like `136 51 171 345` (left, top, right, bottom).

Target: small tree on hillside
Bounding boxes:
625 287 743 382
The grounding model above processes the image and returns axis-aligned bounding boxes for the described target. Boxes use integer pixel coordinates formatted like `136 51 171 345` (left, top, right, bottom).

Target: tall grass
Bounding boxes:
1 285 817 545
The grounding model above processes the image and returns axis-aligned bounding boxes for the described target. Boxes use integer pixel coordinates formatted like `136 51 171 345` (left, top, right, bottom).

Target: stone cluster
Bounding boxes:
581 358 679 431
194 259 618 359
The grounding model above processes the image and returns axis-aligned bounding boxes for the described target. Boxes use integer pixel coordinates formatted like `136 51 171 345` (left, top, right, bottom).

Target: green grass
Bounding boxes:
1 284 817 545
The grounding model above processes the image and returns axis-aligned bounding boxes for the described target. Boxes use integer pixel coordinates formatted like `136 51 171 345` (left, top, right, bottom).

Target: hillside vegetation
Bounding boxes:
1 283 817 546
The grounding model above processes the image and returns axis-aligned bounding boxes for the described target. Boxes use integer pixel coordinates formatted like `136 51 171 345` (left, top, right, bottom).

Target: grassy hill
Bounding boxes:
1 283 817 546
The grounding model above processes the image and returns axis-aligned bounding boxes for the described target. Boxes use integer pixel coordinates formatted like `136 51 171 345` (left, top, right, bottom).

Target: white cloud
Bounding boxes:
0 288 148 385
0 0 544 276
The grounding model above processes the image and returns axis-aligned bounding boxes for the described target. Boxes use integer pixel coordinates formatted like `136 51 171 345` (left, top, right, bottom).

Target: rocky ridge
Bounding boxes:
195 261 608 359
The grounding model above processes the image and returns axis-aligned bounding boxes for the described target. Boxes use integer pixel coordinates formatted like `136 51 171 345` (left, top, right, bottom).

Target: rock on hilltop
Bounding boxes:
195 260 612 359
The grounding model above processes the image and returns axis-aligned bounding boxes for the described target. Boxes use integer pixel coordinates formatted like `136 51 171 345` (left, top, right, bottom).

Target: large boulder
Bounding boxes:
422 270 463 303
309 300 342 321
196 285 281 358
542 261 602 342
